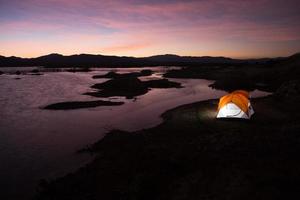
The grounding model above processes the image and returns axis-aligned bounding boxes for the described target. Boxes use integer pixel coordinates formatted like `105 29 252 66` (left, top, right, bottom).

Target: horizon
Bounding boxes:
0 52 297 60
1 0 300 58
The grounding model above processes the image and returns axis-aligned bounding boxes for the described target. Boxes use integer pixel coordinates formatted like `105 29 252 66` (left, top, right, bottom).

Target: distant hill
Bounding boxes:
254 52 300 90
0 53 149 68
274 52 300 76
279 52 300 66
148 54 238 64
0 53 284 67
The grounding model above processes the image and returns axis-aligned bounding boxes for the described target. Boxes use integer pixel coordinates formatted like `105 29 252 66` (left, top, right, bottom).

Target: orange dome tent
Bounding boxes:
217 90 254 119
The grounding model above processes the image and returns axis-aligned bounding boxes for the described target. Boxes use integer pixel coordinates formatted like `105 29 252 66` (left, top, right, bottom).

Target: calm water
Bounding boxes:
0 67 270 199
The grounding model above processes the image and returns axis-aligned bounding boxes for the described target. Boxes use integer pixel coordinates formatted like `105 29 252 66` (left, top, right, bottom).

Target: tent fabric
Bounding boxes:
217 90 254 119
217 103 249 118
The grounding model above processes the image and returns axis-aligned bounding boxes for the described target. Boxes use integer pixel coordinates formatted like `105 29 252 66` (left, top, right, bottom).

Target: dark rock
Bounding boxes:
92 77 144 90
86 77 149 99
140 69 152 76
92 70 153 79
0 70 3 75
43 100 124 110
29 69 43 75
30 73 44 76
15 70 21 75
31 69 39 73
85 77 181 99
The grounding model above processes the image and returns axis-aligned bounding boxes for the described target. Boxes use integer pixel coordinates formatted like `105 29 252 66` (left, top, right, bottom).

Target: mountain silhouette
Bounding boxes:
0 53 282 67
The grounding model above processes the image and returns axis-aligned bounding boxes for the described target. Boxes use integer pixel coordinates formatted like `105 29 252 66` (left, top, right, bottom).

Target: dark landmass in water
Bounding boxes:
164 53 300 92
0 53 281 67
66 67 92 73
92 70 152 79
29 73 44 76
84 77 182 99
35 78 300 199
29 69 44 75
43 100 124 110
32 73 44 76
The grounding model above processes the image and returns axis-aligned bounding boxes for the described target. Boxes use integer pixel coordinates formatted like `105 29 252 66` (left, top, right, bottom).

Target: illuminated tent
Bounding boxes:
217 90 254 119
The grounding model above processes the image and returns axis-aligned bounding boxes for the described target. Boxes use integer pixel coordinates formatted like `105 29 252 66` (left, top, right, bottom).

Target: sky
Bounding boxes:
0 0 300 58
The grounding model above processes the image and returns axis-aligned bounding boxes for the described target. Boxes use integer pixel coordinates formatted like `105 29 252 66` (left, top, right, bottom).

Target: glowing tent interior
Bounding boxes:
217 90 254 119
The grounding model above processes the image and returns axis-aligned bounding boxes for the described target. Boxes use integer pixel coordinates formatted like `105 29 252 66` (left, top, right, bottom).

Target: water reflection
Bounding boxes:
0 67 270 199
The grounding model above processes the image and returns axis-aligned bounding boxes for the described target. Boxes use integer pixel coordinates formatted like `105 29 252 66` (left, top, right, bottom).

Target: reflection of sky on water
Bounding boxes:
0 67 270 199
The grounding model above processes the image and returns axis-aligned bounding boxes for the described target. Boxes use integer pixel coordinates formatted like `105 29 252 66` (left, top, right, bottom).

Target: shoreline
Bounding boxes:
35 93 300 199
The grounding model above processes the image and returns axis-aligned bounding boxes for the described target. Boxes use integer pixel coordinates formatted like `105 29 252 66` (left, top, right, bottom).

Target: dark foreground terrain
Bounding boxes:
34 53 300 200
35 76 300 199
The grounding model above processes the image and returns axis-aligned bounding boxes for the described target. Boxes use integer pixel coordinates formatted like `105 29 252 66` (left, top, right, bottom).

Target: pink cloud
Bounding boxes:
0 0 299 57
101 42 152 54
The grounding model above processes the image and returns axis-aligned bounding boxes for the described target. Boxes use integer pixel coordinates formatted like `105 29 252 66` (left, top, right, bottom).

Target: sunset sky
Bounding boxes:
0 0 300 58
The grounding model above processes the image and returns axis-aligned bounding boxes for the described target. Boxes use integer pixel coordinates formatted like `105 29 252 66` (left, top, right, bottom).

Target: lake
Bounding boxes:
0 67 270 199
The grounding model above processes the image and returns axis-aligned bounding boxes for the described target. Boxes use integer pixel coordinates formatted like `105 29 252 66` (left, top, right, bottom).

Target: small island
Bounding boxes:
43 100 124 110
85 76 182 99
